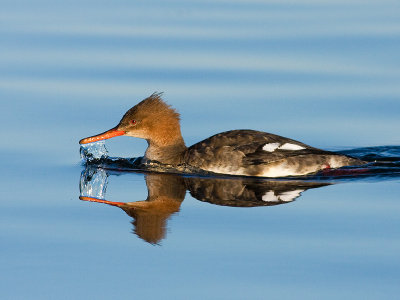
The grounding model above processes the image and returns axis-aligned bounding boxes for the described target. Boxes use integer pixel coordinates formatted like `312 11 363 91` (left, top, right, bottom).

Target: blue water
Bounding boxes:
1 0 400 299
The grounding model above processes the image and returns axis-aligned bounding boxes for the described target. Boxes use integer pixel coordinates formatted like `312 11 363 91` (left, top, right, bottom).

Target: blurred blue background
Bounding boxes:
1 0 399 299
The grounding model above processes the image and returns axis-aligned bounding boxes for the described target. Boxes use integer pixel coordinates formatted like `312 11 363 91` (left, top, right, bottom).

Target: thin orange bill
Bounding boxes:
79 128 125 144
79 196 125 207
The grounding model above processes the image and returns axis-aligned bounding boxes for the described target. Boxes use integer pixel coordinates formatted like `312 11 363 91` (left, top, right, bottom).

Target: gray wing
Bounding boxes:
186 130 364 176
186 129 332 167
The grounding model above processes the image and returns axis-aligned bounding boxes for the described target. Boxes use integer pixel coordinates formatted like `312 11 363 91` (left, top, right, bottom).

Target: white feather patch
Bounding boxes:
262 142 306 152
279 189 304 202
262 143 281 152
262 191 279 202
262 189 304 203
278 143 306 151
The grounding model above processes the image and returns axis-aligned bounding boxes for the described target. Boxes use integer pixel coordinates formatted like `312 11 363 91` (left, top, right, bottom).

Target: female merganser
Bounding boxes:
79 93 365 177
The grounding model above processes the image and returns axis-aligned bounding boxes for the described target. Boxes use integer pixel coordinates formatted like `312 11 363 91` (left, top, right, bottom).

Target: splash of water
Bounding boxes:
80 140 109 162
80 167 108 200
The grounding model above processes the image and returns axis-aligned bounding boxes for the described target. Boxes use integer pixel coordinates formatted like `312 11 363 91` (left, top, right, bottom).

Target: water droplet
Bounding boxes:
80 141 109 162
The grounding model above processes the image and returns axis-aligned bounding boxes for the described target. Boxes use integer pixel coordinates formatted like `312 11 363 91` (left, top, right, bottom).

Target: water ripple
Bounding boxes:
81 143 400 181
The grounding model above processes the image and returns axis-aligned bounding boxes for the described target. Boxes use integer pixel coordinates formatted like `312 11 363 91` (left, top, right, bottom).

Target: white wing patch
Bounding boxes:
279 189 304 202
262 189 304 203
262 143 280 152
261 191 280 202
263 142 306 152
279 143 306 151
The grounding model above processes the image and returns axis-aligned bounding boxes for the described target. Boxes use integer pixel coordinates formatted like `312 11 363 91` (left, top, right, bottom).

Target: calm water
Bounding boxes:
1 0 400 299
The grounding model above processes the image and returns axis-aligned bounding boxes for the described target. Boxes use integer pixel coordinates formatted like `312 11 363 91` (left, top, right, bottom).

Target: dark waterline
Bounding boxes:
81 145 400 181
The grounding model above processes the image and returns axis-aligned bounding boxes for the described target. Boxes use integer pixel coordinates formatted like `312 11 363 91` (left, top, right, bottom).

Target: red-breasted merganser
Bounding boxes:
79 93 365 177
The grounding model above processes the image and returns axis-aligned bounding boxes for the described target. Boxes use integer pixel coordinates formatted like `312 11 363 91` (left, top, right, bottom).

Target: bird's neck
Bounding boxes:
144 137 187 165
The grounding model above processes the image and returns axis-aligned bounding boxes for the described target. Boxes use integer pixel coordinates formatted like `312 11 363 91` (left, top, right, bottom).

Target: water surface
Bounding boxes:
1 0 400 299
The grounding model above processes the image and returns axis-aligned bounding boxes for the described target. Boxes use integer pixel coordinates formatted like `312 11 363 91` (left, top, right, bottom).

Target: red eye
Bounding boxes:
130 120 136 125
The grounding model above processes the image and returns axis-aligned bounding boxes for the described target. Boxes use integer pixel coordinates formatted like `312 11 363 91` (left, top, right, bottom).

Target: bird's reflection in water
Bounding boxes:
79 166 330 244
